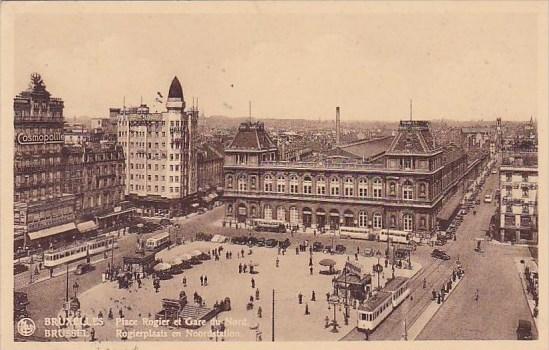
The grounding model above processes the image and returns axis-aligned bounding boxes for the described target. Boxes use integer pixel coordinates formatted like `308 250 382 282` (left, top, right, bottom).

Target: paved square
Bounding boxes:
74 241 420 341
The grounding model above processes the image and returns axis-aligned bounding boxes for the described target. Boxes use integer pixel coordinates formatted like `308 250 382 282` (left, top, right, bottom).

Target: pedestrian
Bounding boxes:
243 265 248 273
256 288 260 300
298 292 303 304
305 303 310 315
241 248 244 258
357 246 360 254
251 278 255 289
278 247 281 255
108 308 113 320
204 275 208 286
182 276 187 287
200 275 204 286
250 295 254 303
119 309 124 318
326 292 331 302
311 290 316 301
276 257 279 268
310 266 313 275
475 289 479 302
258 306 262 318
422 278 426 289
296 247 299 255
355 253 358 261
239 263 242 273
309 257 313 267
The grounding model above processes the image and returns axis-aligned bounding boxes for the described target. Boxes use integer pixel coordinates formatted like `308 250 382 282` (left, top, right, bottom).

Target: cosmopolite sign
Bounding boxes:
17 133 64 145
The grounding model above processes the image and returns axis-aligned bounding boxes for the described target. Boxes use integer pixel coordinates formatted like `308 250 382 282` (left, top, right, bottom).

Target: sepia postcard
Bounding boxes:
0 1 547 350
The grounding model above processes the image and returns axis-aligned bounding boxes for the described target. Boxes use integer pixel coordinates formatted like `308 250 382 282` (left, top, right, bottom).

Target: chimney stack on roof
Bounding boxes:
336 106 341 146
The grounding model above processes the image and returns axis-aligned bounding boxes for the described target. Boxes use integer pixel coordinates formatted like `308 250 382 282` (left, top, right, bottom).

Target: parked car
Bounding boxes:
362 248 375 257
435 239 446 246
256 238 266 247
335 244 346 254
247 237 259 246
265 239 278 248
14 263 28 275
431 249 450 260
491 169 497 174
159 218 173 226
484 194 492 203
75 263 94 275
312 242 324 252
475 199 481 205
516 319 533 340
231 236 247 245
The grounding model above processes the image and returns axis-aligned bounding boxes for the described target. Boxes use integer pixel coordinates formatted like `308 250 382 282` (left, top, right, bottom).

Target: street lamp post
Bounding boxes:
73 280 79 298
328 295 340 333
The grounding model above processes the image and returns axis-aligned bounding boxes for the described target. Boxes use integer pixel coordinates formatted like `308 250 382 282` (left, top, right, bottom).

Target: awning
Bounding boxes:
330 212 340 217
28 222 76 240
302 209 312 214
316 211 326 215
344 213 354 218
77 220 97 233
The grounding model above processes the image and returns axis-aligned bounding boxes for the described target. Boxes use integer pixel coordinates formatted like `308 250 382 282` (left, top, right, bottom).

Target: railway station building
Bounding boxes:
223 119 485 240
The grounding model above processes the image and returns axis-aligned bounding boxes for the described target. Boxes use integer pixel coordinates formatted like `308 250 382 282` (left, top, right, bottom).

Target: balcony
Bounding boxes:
223 189 433 208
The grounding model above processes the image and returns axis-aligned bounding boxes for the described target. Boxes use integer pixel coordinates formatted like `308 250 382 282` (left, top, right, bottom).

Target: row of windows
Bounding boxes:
227 175 426 200
130 174 180 182
130 184 179 193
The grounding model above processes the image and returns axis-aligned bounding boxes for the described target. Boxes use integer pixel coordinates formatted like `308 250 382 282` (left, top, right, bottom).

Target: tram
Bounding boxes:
378 229 411 244
145 232 171 251
43 236 118 268
252 219 286 233
357 276 410 332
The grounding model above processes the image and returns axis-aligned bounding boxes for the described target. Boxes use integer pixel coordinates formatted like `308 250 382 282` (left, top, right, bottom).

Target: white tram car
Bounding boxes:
378 229 411 244
43 236 118 268
357 276 410 331
145 231 171 251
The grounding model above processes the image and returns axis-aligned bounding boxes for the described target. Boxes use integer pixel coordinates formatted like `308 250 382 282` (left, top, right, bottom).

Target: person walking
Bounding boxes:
310 266 313 275
251 278 255 289
422 278 426 289
239 263 243 273
200 275 204 286
276 257 280 268
255 288 260 300
182 276 187 287
257 306 262 318
305 303 310 315
298 292 303 304
475 289 479 302
311 290 316 301
309 257 313 267
204 275 208 286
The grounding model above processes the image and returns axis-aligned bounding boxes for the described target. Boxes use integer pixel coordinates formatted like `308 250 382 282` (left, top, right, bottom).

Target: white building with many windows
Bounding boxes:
116 77 198 217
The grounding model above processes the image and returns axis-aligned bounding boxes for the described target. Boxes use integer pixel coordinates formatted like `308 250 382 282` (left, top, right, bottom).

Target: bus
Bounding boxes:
378 229 411 244
339 226 373 240
145 232 171 251
357 277 410 332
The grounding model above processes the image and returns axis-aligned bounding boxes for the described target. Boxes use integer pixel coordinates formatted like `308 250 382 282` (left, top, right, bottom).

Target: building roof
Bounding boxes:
168 76 184 99
198 143 224 162
227 122 278 151
386 121 438 154
330 136 394 160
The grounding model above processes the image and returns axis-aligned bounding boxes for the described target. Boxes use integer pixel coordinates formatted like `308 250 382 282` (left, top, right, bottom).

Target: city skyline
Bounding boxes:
8 2 544 121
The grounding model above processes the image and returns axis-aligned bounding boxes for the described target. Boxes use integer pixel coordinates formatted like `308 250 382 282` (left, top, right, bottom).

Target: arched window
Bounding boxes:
277 206 286 221
238 175 247 191
373 178 383 198
264 175 273 192
289 206 299 225
358 178 368 198
277 175 286 193
289 175 299 194
358 211 368 227
226 175 233 189
403 180 414 200
330 177 340 196
303 176 312 194
344 177 354 197
264 205 272 220
403 214 414 231
373 213 383 229
316 176 326 195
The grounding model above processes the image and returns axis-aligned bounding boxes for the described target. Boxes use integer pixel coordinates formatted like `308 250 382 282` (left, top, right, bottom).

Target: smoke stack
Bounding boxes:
336 106 341 146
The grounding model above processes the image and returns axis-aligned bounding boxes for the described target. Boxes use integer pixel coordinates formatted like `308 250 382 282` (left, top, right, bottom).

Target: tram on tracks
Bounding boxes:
357 276 410 332
43 235 118 268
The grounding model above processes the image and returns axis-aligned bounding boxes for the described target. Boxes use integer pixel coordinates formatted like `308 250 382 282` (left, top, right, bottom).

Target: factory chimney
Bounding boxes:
336 106 341 146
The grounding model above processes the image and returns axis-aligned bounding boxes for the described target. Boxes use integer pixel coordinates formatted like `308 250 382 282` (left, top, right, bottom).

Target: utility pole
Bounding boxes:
272 289 275 341
65 263 69 302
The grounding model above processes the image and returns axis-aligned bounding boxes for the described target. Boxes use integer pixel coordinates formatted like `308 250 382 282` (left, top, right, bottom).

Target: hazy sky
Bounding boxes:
10 3 544 121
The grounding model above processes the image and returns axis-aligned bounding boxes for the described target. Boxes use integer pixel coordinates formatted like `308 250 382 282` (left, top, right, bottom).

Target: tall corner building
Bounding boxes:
14 73 76 249
116 77 199 217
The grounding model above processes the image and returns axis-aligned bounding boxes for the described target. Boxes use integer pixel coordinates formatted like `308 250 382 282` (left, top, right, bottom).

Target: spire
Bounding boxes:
167 76 185 111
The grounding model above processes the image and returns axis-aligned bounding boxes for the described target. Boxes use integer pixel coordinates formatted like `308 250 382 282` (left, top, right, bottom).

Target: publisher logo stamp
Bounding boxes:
17 318 36 337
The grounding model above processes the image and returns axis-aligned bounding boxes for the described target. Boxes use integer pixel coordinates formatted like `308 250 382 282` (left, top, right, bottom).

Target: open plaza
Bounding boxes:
70 240 420 342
